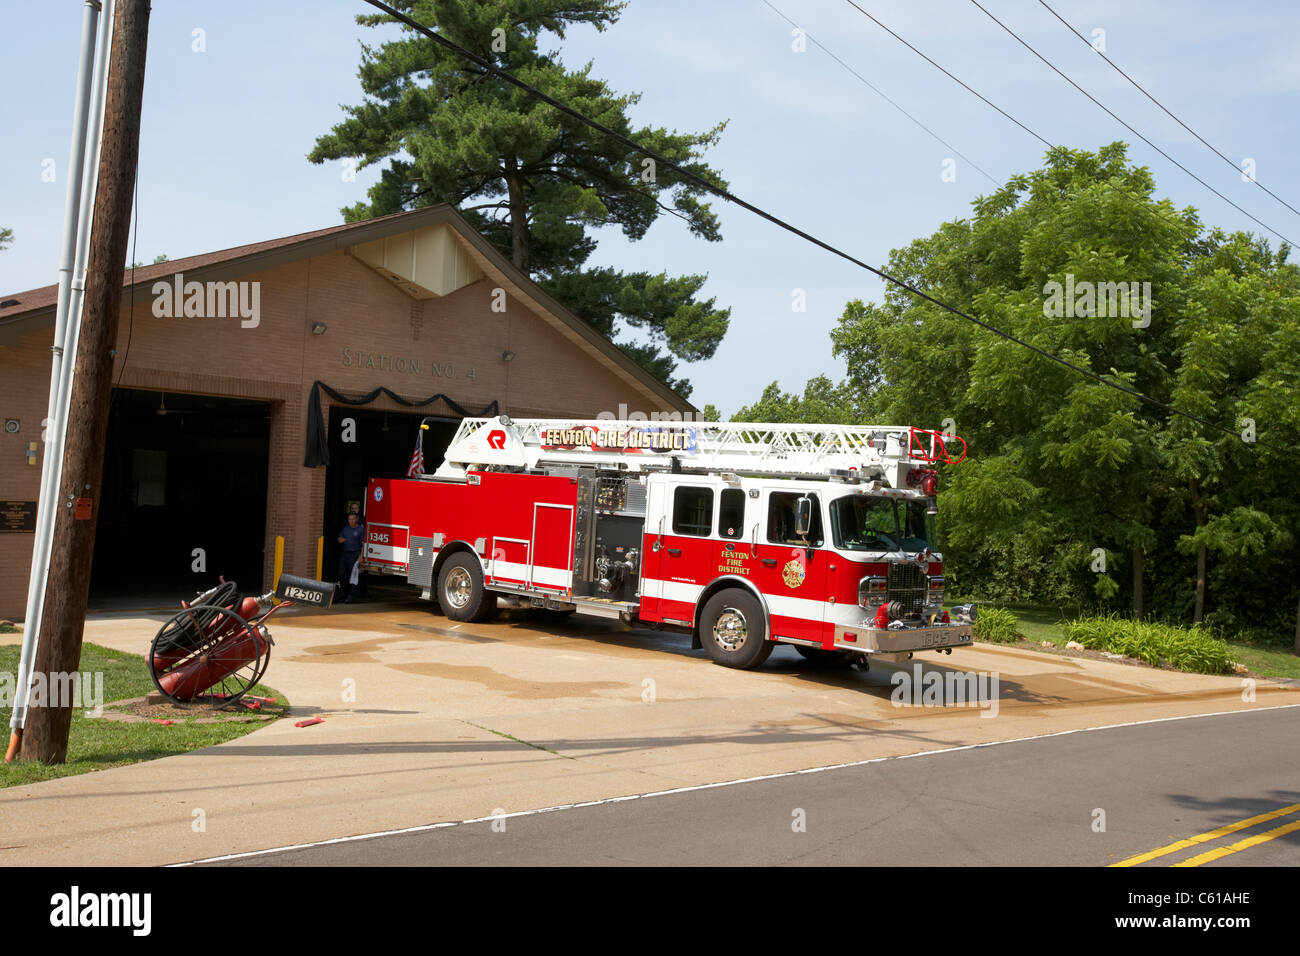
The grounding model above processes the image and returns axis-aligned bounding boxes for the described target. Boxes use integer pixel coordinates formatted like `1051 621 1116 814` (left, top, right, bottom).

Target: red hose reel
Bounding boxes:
147 575 334 707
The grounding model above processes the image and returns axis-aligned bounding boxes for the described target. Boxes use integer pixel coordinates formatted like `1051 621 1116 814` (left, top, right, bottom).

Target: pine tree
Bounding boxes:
309 0 730 397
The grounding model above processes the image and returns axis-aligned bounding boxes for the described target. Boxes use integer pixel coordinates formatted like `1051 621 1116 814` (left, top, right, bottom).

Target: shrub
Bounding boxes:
973 607 1021 644
1063 614 1231 675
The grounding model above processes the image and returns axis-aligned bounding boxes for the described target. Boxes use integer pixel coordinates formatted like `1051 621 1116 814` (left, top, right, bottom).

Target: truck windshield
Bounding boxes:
830 495 933 553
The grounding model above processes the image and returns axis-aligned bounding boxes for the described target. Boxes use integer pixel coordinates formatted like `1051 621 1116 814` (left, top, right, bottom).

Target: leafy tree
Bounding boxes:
747 144 1299 639
732 375 861 424
309 0 730 397
0 227 12 251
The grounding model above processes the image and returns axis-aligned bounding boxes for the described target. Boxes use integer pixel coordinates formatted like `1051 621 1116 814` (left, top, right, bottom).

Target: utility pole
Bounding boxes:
21 0 150 764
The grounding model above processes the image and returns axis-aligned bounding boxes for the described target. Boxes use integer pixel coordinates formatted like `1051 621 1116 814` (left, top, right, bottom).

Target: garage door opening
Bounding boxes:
90 388 271 607
321 408 458 590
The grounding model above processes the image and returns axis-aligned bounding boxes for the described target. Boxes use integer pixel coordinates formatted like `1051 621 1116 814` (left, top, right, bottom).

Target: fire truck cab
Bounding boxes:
362 416 976 670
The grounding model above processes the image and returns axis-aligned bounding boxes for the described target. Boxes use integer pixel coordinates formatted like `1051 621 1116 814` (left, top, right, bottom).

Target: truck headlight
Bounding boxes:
858 576 887 609
927 575 944 605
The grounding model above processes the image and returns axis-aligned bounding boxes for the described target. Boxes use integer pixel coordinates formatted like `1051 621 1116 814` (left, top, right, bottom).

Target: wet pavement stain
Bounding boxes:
280 608 694 661
283 631 452 664
395 622 499 643
976 646 1086 667
386 661 627 699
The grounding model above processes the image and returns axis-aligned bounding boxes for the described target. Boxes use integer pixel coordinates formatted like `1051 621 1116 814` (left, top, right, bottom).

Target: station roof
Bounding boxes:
0 204 693 413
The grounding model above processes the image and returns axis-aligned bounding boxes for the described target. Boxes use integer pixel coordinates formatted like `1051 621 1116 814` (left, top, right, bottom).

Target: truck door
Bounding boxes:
639 476 667 619
640 477 713 625
754 489 828 644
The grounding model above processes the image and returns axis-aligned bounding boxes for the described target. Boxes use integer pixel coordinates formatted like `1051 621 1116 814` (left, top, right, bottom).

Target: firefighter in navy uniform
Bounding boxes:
337 511 365 603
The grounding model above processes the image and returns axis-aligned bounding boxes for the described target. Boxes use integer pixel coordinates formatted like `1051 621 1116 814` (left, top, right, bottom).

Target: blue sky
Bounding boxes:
3 0 1298 414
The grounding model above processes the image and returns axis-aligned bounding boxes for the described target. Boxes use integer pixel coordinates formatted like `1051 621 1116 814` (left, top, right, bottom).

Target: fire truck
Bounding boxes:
361 417 976 669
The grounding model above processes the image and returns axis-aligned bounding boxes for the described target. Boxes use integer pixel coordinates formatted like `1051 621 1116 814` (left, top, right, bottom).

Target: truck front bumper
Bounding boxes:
833 622 974 654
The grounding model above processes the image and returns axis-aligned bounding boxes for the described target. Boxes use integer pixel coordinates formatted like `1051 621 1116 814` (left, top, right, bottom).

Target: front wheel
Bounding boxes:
699 589 773 670
437 553 497 622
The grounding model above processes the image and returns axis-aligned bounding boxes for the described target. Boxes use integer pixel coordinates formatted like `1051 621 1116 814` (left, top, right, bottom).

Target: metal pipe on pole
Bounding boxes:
21 0 151 764
6 0 107 761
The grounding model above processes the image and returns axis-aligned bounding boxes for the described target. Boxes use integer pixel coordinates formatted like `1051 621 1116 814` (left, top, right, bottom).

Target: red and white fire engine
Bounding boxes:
361 417 976 669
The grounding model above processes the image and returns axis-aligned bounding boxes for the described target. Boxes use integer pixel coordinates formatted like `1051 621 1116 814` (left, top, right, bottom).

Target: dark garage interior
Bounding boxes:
321 407 458 588
90 388 271 605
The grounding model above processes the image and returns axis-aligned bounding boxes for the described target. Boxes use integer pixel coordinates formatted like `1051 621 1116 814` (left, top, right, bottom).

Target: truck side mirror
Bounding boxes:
794 496 812 536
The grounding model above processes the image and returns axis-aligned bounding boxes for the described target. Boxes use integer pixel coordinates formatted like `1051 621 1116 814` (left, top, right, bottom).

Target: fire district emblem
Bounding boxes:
782 559 805 588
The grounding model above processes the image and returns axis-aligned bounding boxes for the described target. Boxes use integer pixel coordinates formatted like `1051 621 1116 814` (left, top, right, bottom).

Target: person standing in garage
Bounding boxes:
337 510 365 603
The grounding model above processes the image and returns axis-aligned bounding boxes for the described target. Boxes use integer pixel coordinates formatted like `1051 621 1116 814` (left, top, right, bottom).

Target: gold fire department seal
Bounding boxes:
782 559 806 588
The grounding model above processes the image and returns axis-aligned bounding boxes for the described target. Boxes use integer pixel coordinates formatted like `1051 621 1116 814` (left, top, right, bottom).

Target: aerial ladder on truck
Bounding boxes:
362 416 975 670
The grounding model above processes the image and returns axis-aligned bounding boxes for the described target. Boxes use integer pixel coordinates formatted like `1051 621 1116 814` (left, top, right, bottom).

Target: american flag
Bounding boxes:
406 432 424 477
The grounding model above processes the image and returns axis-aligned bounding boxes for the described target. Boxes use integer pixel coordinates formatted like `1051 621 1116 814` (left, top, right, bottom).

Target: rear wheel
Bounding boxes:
437 553 496 622
699 589 773 669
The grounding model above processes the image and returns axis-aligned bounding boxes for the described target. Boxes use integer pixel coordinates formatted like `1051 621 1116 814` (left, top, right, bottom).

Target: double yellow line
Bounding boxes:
1112 802 1300 867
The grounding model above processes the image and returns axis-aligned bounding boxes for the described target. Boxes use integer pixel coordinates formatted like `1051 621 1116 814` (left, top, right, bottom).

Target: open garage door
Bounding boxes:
321 408 458 590
89 388 271 607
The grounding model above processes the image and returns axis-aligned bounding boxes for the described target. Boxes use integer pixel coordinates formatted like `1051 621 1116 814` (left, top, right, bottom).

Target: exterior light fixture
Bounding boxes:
311 322 328 335
501 350 515 361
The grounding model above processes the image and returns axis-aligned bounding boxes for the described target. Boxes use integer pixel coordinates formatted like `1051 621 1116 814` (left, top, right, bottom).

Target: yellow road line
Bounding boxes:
1110 802 1300 867
1173 818 1300 867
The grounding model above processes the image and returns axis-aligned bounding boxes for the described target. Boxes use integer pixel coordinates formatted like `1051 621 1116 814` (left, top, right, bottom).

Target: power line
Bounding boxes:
760 0 1000 187
839 0 1290 250
840 0 1054 151
968 0 1295 249
1039 0 1300 222
837 0 1191 244
356 0 1276 452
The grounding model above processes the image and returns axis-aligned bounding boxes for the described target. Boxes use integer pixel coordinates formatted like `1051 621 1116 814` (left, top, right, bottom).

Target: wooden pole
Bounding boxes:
21 0 150 764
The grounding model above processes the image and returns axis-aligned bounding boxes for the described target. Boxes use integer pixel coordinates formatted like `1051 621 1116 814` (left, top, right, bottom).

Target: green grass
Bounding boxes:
1221 637 1300 681
997 605 1067 646
972 606 1021 644
1 641 286 788
960 602 1300 679
1063 614 1232 673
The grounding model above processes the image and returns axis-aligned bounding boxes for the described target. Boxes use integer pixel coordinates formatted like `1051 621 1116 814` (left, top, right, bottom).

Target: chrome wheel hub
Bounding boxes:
713 608 748 651
445 567 472 609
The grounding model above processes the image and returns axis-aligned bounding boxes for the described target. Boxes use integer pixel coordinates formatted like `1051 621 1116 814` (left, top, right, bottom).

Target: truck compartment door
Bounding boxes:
529 502 574 592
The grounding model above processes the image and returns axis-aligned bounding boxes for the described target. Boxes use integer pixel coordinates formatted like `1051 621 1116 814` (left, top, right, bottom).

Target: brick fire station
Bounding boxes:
0 204 693 619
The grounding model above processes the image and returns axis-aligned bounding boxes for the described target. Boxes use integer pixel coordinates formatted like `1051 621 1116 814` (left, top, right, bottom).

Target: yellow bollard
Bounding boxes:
316 536 324 582
273 536 285 592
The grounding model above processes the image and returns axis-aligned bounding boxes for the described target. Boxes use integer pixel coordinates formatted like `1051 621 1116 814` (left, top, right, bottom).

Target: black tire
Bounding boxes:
793 645 855 668
699 588 773 669
437 553 495 622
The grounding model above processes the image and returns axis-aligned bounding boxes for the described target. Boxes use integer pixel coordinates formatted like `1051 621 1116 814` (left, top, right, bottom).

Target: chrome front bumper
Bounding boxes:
833 622 974 654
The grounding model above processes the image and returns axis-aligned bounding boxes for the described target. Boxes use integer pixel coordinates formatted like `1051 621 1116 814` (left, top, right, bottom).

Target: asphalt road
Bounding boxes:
209 703 1300 867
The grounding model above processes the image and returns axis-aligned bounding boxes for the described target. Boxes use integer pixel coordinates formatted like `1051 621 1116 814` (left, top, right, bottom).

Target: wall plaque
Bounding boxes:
1 500 37 533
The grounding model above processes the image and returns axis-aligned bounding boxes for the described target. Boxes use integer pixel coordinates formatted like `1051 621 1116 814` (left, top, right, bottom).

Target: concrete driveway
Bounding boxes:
2 596 1295 865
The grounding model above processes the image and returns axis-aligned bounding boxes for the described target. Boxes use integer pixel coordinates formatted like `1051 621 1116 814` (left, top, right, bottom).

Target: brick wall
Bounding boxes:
0 244 681 619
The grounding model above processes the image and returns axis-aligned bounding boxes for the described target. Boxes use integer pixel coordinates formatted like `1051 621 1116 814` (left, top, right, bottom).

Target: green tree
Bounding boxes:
309 0 730 397
1161 232 1299 626
0 227 12 251
732 375 861 424
826 143 1299 634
